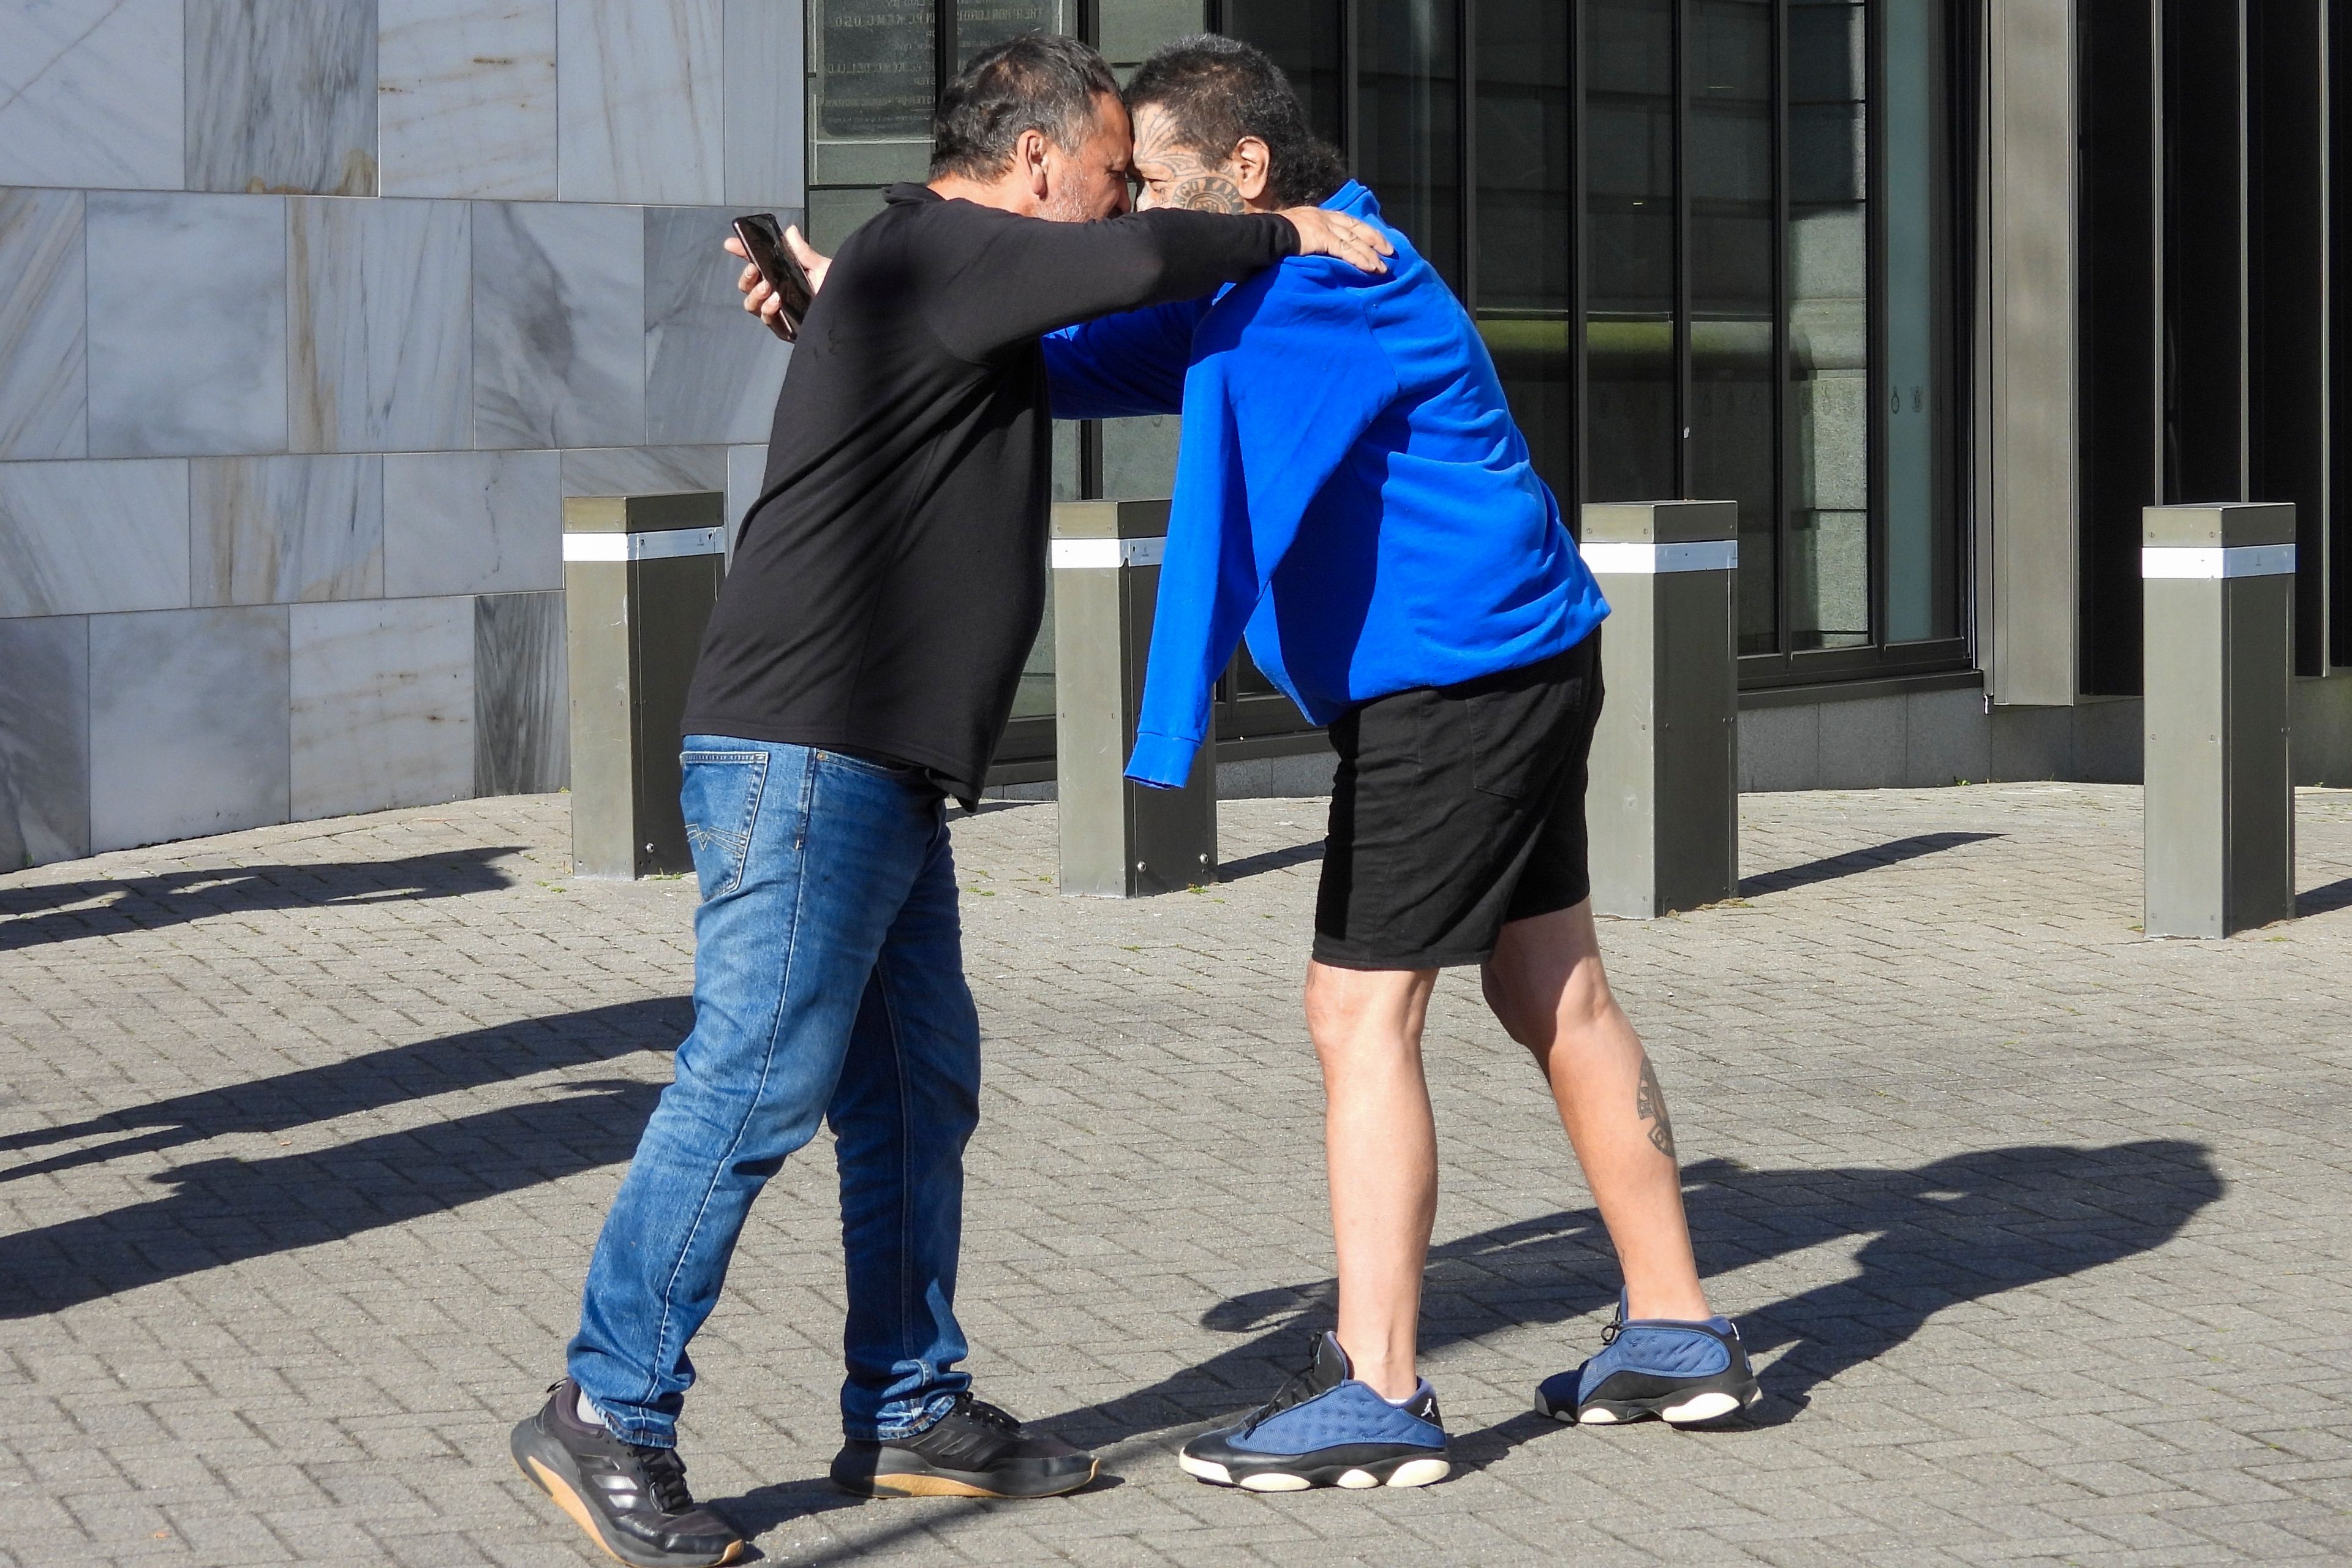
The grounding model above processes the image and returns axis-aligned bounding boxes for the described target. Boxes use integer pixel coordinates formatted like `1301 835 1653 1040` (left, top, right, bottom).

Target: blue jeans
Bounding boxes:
568 739 981 1447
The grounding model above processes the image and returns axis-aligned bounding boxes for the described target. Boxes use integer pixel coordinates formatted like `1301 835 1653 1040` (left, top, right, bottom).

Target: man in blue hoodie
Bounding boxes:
1041 36 1761 1490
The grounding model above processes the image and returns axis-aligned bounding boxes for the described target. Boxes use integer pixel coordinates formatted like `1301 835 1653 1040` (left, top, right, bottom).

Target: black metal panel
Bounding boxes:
2163 0 2248 507
2077 0 2159 696
2250 0 2329 677
2333 0 2352 667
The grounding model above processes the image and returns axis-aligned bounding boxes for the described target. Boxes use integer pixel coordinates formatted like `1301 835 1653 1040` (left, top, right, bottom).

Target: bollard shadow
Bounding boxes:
0 998 690 1317
2297 875 2352 918
1216 840 1326 883
0 849 522 954
1740 832 2002 898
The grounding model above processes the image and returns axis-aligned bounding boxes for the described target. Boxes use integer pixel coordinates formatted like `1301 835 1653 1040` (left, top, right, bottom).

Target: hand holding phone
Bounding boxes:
729 213 814 342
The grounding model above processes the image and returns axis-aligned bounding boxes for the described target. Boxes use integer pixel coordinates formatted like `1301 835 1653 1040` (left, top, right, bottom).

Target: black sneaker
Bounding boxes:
510 1380 745 1568
830 1393 1099 1499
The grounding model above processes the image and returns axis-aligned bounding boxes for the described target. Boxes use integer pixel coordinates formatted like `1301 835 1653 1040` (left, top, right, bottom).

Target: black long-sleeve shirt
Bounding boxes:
681 183 1300 798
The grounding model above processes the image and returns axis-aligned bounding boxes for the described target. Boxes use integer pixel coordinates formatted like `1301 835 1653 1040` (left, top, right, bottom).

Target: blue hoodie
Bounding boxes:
1045 181 1609 789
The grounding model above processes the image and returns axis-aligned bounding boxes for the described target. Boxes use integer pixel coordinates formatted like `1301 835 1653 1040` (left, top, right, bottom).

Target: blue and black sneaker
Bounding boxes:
1178 1333 1451 1491
1537 1294 1761 1427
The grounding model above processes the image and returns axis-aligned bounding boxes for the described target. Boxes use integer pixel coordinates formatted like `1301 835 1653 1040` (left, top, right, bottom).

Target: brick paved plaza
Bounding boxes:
2 784 2349 1567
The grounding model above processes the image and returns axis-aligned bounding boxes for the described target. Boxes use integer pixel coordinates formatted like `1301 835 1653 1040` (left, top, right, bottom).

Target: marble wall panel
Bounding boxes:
186 0 378 196
191 454 385 605
87 194 288 458
646 206 794 445
89 605 290 852
559 445 728 497
0 0 184 190
290 595 474 820
472 202 645 450
0 616 91 869
379 0 559 199
382 448 562 597
473 591 567 794
724 0 806 208
289 197 471 453
0 189 86 460
558 0 725 205
0 458 190 617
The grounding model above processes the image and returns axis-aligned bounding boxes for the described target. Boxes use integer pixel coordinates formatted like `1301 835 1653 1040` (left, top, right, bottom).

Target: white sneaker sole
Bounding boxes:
1178 1453 1450 1490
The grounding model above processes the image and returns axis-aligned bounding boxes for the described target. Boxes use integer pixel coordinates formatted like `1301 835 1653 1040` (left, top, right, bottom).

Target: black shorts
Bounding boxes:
1313 633 1604 970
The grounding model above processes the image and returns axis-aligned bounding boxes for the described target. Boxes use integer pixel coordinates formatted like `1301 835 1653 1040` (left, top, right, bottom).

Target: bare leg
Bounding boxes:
1303 960 1440 1401
1481 900 1710 1322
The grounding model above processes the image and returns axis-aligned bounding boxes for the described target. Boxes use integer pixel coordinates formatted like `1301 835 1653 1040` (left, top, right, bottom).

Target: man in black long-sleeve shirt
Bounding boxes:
509 35 1389 1568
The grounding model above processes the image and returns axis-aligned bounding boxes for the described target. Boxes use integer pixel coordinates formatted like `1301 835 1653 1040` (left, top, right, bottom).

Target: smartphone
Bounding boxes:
731 213 812 342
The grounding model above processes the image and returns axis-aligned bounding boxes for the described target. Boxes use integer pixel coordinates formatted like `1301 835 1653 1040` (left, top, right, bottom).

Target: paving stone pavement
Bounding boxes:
2 783 2350 1568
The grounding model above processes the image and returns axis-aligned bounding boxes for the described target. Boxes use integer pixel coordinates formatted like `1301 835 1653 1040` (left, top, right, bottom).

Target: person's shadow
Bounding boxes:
0 850 519 954
711 1138 2222 1545
0 998 690 1318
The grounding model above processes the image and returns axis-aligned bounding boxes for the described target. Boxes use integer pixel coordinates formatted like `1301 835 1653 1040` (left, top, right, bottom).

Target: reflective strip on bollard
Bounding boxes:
1578 539 1740 575
562 527 728 562
2139 543 2297 578
1050 536 1167 570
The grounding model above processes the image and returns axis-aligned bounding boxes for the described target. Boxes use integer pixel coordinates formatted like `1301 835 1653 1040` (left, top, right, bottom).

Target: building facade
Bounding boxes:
2 0 2350 869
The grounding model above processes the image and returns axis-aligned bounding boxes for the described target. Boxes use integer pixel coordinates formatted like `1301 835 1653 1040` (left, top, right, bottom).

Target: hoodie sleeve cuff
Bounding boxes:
1124 729 1202 791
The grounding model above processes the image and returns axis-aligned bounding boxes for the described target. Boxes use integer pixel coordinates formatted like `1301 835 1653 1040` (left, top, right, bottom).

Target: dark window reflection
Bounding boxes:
1223 0 1346 144
1359 0 1464 292
1583 0 1676 503
1787 0 1870 649
1688 0 1778 653
1474 0 1574 496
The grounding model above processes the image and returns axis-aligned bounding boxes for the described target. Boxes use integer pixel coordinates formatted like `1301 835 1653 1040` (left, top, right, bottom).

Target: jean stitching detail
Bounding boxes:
636 750 814 1419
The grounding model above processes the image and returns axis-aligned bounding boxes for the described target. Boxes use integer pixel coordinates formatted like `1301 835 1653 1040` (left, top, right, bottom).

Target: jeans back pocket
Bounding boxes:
679 750 769 900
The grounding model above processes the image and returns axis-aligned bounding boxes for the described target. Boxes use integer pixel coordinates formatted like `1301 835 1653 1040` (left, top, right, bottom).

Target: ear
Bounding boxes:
1231 136 1273 203
1017 127 1052 198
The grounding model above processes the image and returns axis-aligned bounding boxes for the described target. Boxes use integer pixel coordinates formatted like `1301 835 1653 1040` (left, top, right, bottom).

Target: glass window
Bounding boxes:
1881 0 1954 644
1689 0 1779 653
1221 1 1346 141
1786 0 1869 650
1472 0 1574 495
1581 0 1676 505
1359 0 1464 292
807 0 937 245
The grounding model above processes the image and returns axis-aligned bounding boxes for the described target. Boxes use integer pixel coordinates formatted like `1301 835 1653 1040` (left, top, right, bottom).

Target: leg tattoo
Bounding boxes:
1635 1054 1676 1160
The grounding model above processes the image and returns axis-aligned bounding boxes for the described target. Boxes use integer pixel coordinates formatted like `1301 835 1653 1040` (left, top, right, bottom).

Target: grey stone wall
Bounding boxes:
0 0 805 869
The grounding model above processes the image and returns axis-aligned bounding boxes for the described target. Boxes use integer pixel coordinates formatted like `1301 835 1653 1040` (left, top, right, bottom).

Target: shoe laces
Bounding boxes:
952 1394 1024 1436
1600 1301 1626 1346
1240 1338 1325 1434
631 1442 695 1515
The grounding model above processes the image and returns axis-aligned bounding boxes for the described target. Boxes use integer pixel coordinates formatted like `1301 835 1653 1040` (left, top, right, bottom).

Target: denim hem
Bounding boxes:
848 1390 962 1444
598 1415 678 1450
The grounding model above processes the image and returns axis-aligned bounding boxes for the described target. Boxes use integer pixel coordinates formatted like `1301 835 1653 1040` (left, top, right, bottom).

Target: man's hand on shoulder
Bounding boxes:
723 225 832 333
1278 208 1393 275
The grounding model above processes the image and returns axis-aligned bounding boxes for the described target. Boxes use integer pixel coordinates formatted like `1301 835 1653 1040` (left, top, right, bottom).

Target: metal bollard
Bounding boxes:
1579 501 1740 918
1051 498 1216 896
563 492 728 879
2141 503 2296 937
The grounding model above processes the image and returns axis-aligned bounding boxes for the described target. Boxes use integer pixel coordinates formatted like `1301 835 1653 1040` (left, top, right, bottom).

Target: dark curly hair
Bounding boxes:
1123 34 1350 208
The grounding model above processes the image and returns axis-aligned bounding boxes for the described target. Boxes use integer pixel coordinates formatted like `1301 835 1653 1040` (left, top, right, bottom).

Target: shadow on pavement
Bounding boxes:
1216 840 1327 883
712 1139 2220 1554
0 998 690 1317
0 997 689 1183
2299 875 2352 917
1739 831 2002 898
0 849 521 954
